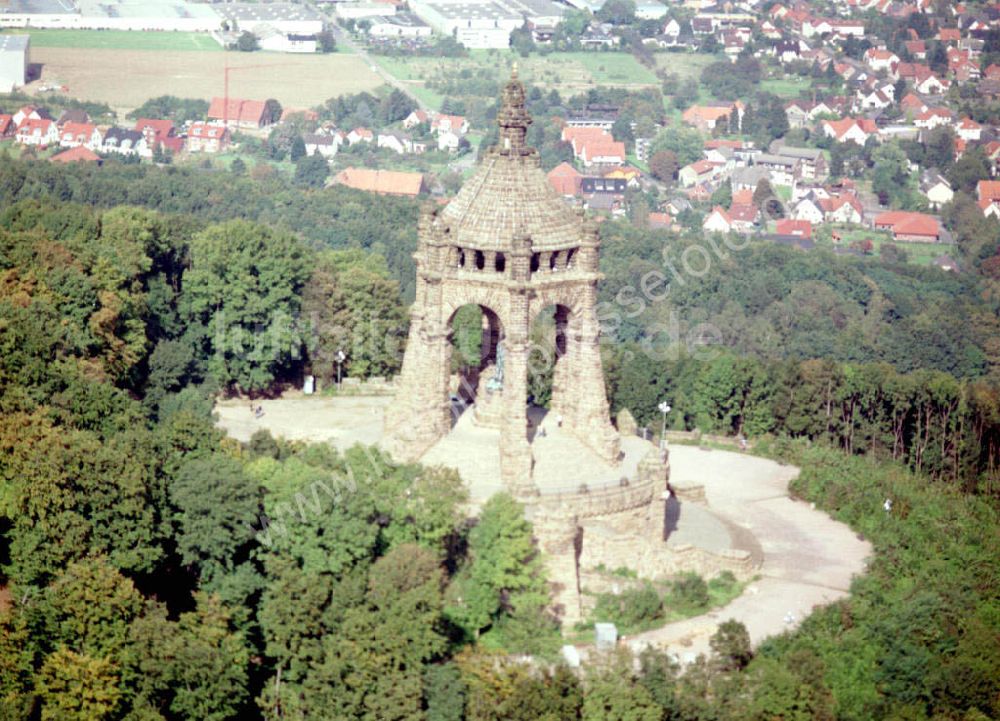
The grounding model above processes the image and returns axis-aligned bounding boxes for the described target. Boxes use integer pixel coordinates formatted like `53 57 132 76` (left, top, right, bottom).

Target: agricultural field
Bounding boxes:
374 50 659 109
3 29 221 51
28 47 383 113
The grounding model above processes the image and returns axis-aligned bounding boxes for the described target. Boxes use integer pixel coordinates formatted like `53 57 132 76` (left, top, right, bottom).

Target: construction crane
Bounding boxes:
222 61 293 127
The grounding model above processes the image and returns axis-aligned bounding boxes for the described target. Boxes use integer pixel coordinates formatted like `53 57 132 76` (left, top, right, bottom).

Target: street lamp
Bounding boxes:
658 401 671 450
336 349 346 389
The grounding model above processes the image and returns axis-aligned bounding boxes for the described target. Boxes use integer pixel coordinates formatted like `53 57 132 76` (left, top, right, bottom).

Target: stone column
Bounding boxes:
549 305 577 425
383 307 452 460
499 273 535 495
556 285 620 465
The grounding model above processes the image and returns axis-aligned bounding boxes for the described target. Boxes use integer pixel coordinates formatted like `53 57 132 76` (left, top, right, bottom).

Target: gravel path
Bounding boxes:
624 445 871 662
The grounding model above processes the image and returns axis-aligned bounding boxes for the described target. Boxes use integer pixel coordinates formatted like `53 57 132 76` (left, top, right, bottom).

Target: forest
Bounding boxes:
0 154 998 719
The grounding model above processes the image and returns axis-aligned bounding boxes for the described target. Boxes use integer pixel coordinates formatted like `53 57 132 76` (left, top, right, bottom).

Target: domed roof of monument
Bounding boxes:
437 69 584 253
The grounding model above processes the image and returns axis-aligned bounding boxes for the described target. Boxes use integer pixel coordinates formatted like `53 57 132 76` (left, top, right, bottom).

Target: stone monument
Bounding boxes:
382 71 754 624
384 67 621 496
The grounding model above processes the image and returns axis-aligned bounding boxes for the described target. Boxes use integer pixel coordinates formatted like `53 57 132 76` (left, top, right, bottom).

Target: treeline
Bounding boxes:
0 155 422 300
598 221 999 379
0 199 407 404
607 348 1000 492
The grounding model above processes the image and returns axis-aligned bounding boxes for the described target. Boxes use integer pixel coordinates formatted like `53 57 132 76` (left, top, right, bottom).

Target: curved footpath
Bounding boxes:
626 445 872 662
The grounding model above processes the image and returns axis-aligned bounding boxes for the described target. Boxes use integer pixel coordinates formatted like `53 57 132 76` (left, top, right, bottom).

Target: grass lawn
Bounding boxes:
655 52 715 81
558 51 658 85
760 76 811 99
4 29 220 52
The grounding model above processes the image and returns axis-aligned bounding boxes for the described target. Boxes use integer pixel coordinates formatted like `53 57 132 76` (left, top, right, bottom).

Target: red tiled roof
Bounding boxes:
50 146 101 164
17 118 52 134
335 167 425 197
580 138 625 161
775 219 812 238
189 122 229 140
207 97 267 125
135 118 174 139
978 180 1000 201
728 204 758 223
60 122 96 140
824 117 875 139
682 104 739 125
547 162 582 195
873 210 939 237
732 188 754 205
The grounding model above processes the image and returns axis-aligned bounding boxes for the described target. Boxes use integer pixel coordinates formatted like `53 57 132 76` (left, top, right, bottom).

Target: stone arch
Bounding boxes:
445 301 504 410
527 301 573 409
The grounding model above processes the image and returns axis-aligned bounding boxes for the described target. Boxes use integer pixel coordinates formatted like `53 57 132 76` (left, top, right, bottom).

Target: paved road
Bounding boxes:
624 445 872 662
328 23 430 112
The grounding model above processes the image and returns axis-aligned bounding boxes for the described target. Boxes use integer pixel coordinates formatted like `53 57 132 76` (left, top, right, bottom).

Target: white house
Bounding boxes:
792 198 825 225
863 48 900 72
304 133 339 158
703 206 733 233
955 117 983 142
59 122 102 150
438 130 460 152
15 118 57 146
347 127 374 145
102 127 149 157
915 73 948 94
187 123 230 153
377 131 413 155
921 173 953 209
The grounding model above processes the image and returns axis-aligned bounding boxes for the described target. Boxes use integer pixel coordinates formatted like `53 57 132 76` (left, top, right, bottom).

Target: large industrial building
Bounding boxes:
0 0 220 31
409 0 565 49
213 3 323 35
0 34 28 92
0 0 320 33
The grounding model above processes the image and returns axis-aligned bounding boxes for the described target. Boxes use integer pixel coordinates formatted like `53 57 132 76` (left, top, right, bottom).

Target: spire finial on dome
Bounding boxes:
497 67 531 154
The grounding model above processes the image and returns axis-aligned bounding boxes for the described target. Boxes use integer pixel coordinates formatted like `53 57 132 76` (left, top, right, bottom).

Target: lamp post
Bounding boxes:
658 401 671 450
336 349 346 390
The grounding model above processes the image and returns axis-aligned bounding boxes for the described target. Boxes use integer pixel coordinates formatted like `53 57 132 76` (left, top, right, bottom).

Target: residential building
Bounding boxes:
547 162 582 196
15 117 57 146
873 211 941 242
822 117 877 145
102 127 149 157
681 102 742 132
679 159 721 187
58 122 101 149
703 206 733 233
207 97 271 130
303 133 340 158
49 146 101 164
921 172 953 209
775 219 813 238
187 122 230 153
